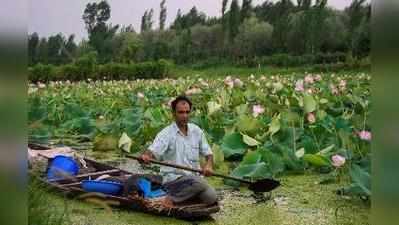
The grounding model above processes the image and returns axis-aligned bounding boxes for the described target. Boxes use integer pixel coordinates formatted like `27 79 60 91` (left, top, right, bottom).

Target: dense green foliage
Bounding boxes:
28 0 371 69
28 59 172 82
28 72 371 198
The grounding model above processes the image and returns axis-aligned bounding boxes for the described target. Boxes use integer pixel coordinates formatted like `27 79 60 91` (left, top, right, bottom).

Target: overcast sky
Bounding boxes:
29 0 358 41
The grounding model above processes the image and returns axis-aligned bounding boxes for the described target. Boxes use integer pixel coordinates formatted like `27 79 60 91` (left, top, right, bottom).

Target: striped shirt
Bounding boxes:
148 122 212 183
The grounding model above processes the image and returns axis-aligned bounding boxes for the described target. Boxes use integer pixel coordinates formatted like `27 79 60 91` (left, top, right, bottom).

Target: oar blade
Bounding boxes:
248 178 281 193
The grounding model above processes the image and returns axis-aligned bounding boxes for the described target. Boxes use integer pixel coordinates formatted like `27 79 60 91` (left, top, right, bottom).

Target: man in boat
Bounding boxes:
139 95 217 207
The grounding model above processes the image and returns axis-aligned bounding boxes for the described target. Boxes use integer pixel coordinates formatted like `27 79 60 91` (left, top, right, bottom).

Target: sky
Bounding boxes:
29 0 359 41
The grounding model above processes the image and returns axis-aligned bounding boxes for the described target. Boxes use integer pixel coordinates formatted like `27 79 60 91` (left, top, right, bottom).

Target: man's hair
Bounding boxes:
171 96 192 112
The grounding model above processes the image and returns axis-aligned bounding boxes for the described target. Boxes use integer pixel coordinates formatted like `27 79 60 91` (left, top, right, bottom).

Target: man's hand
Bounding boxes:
139 151 153 164
202 154 214 177
202 165 213 177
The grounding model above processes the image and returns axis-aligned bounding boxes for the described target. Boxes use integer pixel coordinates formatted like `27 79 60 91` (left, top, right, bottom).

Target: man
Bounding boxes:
139 96 217 206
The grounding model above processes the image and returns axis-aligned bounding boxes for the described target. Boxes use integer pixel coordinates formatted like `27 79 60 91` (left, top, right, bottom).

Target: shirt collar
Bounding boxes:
173 122 190 136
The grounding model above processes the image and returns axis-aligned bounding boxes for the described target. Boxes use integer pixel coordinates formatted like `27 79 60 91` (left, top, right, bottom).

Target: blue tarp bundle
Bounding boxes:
137 178 166 199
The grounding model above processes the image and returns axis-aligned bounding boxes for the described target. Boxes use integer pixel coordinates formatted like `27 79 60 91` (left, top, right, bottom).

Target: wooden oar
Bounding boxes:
126 155 281 193
48 169 120 183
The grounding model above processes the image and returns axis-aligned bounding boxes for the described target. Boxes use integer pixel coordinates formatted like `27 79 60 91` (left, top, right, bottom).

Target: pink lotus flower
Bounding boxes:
330 84 339 95
339 79 346 87
295 80 305 92
200 80 209 87
224 76 234 89
307 112 316 124
37 82 46 89
304 75 314 84
331 154 346 168
314 74 322 81
185 87 202 96
234 78 243 87
358 130 372 141
339 79 347 91
252 105 265 117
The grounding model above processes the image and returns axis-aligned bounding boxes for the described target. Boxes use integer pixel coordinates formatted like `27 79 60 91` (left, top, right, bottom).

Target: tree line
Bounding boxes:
28 0 370 67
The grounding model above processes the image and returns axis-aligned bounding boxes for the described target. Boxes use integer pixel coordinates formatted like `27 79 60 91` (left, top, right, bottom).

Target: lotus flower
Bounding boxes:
200 80 209 87
339 79 347 91
331 154 346 168
330 84 339 95
28 87 38 94
137 92 145 99
234 78 243 87
37 82 46 89
314 74 322 81
304 75 314 84
273 82 284 91
295 80 305 92
358 130 372 141
185 87 202 96
307 112 316 124
224 76 234 89
252 105 265 117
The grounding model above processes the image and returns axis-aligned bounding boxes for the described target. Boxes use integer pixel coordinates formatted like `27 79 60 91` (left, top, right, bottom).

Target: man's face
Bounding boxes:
173 101 191 126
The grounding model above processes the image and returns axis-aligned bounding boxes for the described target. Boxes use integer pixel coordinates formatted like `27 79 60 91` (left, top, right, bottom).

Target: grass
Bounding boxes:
45 172 369 225
28 175 71 225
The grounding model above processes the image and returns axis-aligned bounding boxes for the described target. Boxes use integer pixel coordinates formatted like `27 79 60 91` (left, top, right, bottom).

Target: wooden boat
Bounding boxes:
28 143 220 220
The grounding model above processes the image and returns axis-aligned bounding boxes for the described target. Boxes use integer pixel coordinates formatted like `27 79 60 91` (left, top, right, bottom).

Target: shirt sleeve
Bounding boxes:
148 130 169 160
199 130 212 156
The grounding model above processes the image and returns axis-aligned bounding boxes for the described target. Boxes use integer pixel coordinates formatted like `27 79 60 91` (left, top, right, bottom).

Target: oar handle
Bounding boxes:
126 155 251 184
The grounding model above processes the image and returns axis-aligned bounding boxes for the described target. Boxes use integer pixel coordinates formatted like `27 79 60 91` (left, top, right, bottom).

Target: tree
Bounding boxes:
222 0 229 18
254 1 278 24
47 33 65 65
37 38 48 64
82 0 119 63
121 24 136 33
272 0 294 53
190 24 223 60
159 0 167 30
346 0 367 34
233 17 274 59
174 29 193 63
320 10 349 52
298 0 312 10
141 9 154 32
171 9 183 32
286 0 329 54
114 32 142 63
228 0 240 41
171 7 206 31
346 0 370 57
241 0 252 23
222 0 229 34
147 9 154 31
83 1 111 34
141 10 148 33
351 4 370 58
64 34 78 62
28 33 39 65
